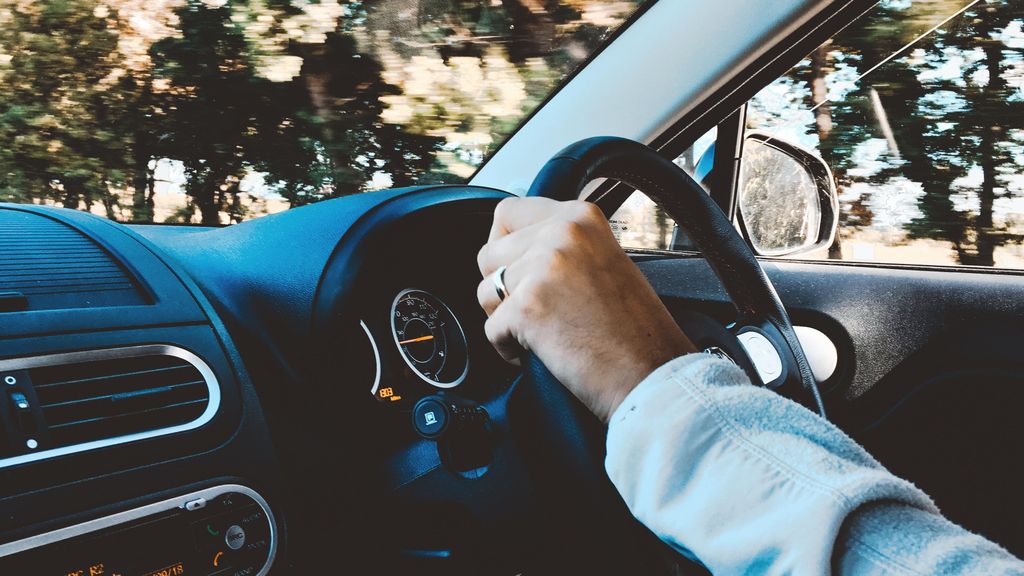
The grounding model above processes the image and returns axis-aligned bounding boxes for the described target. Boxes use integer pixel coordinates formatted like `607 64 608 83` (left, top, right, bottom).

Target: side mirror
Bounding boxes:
736 132 838 257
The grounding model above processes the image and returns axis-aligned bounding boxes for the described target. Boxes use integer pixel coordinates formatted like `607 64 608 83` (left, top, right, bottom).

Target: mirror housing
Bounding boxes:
736 132 838 257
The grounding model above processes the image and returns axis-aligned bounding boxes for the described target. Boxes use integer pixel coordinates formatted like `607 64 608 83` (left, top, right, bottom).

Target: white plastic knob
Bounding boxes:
794 325 838 384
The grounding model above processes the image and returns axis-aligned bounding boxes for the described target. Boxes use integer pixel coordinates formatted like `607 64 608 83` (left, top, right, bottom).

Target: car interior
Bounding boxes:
0 0 1021 574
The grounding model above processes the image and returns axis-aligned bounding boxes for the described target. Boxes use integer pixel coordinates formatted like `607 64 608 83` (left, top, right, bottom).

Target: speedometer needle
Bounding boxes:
399 335 435 345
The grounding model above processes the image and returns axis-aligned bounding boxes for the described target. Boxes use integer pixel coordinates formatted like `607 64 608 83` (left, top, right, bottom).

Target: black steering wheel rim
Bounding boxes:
525 136 825 416
327 137 826 573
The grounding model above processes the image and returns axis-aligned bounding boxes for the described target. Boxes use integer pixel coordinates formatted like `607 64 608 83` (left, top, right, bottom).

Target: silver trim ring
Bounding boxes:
0 345 220 470
390 288 470 389
0 483 277 576
360 320 383 396
493 265 510 302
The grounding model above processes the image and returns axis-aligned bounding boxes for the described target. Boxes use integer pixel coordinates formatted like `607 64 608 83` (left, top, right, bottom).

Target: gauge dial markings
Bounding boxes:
390 289 468 389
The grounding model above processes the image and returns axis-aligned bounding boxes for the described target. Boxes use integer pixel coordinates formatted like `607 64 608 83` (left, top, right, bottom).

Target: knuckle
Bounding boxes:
527 244 565 277
476 244 490 271
571 200 603 223
547 219 584 249
513 278 545 318
493 197 518 222
476 277 491 307
545 245 569 271
561 219 587 244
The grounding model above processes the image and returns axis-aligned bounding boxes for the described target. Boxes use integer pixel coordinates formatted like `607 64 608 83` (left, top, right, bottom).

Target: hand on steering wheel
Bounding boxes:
478 136 825 419
477 196 697 422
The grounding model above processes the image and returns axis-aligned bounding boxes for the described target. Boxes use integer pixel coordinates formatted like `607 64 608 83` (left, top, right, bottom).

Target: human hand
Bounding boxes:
477 197 697 422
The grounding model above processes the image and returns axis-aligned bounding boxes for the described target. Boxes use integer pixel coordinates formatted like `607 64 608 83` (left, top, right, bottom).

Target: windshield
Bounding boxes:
0 0 645 225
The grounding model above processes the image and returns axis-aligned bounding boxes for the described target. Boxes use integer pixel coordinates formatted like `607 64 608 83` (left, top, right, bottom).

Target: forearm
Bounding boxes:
605 354 1023 575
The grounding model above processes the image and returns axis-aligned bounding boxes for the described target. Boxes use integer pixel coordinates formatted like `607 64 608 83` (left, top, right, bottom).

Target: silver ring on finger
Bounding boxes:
493 265 510 302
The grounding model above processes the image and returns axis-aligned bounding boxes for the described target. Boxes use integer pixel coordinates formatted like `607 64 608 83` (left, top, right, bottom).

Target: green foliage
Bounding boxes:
0 0 456 224
753 0 1024 266
147 1 447 223
0 0 640 225
0 0 133 217
901 1 1024 265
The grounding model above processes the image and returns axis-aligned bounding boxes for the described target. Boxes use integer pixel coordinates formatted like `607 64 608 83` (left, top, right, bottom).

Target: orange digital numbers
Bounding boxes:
142 562 185 576
379 387 394 398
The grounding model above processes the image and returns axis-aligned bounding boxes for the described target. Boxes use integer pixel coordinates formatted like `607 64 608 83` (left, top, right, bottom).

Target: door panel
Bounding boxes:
636 255 1024 555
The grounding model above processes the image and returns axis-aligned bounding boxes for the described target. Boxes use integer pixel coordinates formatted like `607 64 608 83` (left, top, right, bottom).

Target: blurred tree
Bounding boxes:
759 0 1023 266
0 0 665 225
149 0 273 224
903 0 1024 266
0 0 133 217
290 28 448 197
153 0 451 221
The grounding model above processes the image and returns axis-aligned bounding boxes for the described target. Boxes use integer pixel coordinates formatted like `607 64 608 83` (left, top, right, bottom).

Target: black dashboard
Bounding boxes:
0 185 513 574
7 170 1021 575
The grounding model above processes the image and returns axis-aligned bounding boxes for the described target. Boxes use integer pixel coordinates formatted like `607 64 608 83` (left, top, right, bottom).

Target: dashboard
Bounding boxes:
0 184 852 575
0 186 513 574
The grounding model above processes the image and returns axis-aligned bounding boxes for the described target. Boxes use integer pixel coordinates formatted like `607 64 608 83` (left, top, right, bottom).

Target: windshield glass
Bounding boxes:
0 0 645 224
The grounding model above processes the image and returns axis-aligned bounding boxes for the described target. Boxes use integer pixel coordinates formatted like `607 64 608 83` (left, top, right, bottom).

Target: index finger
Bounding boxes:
489 196 562 242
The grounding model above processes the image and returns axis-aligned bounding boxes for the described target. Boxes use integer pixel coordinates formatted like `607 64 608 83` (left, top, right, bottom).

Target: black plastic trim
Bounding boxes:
650 0 878 158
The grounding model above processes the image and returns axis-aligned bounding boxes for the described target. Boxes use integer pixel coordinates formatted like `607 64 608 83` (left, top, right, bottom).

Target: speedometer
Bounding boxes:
391 289 469 388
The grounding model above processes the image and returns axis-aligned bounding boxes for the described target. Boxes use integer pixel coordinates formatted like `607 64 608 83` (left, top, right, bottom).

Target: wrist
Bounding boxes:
601 334 696 422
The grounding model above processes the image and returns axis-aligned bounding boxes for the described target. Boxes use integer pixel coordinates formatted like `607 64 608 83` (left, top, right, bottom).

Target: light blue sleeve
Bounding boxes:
604 353 1024 575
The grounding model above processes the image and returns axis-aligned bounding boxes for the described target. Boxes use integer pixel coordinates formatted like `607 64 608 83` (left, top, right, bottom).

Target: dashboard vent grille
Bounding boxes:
0 209 147 311
30 353 211 448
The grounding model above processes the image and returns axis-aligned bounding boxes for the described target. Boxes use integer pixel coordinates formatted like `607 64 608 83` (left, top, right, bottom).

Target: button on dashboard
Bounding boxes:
412 397 449 438
225 525 246 551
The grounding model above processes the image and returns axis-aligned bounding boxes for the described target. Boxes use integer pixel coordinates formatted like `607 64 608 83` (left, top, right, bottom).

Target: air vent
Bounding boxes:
0 208 147 311
0 346 219 467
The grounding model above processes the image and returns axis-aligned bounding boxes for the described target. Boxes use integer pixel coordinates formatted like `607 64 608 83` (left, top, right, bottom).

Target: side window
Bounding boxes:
610 127 717 250
746 0 1024 268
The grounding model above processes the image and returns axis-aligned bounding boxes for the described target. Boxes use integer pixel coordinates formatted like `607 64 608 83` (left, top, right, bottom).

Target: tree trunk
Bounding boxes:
131 163 154 223
193 176 223 225
146 168 156 221
132 145 154 223
809 42 844 260
960 42 1004 267
810 43 834 144
101 190 117 220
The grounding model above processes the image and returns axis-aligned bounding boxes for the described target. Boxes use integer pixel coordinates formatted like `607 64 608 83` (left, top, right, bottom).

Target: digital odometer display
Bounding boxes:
390 289 469 389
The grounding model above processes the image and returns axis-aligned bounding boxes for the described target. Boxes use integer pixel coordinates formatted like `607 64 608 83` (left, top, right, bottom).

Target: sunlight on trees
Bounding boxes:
2 0 1021 270
748 0 1024 267
0 0 641 224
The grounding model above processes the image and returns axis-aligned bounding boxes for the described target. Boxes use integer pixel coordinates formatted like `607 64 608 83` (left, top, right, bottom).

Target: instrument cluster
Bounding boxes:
358 288 472 408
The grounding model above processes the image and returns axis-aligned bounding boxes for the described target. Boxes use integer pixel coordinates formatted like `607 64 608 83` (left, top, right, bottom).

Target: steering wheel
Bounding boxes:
525 136 825 416
483 136 825 573
347 136 825 574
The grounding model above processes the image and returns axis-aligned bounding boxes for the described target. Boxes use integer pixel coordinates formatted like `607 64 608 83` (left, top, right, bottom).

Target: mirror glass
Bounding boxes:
738 138 821 256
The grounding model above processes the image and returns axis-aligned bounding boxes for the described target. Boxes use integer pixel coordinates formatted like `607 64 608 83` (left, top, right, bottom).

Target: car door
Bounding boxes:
616 0 1024 557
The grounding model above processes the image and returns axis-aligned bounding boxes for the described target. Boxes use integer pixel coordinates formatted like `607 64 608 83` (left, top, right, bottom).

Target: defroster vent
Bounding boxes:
0 346 220 467
0 208 147 311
